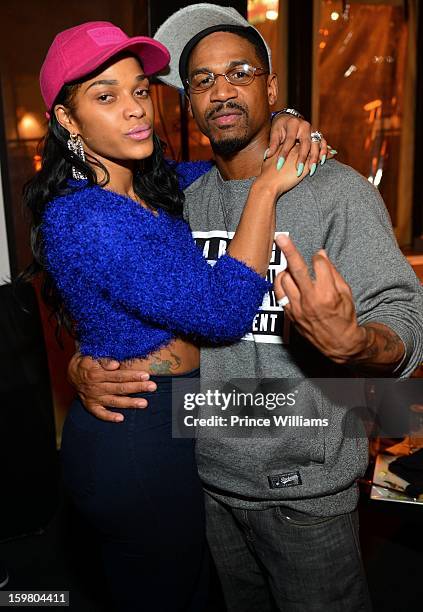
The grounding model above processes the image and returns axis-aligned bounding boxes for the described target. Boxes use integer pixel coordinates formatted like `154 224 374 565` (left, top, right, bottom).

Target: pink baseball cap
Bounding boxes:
40 21 170 111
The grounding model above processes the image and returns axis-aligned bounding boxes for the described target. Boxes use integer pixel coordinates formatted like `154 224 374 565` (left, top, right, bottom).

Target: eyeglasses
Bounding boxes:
186 64 268 93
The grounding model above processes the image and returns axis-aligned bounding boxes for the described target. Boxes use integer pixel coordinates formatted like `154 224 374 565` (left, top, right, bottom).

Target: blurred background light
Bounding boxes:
266 10 278 20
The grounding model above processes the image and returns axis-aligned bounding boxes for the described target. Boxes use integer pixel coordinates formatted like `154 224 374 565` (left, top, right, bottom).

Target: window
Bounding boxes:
313 0 417 246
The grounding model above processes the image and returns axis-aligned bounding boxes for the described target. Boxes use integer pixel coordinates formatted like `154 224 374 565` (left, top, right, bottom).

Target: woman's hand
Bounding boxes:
267 112 337 174
256 144 312 199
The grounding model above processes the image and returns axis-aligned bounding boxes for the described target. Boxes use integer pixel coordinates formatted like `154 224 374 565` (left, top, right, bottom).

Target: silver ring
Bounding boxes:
278 296 290 308
311 130 323 143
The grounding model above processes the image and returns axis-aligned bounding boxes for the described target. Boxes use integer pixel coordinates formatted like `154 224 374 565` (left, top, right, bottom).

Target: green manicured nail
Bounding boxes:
309 163 317 177
263 148 270 160
329 149 338 154
296 162 304 177
276 156 285 171
320 154 326 166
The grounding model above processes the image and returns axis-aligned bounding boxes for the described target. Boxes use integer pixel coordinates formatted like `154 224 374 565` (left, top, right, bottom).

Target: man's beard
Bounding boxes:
209 132 250 156
205 102 250 156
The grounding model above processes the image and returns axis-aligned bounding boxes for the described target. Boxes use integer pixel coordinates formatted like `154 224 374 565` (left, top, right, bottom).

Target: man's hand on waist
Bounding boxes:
67 353 157 422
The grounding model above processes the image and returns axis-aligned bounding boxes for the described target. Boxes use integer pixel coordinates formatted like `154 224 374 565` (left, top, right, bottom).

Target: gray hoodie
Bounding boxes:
183 160 423 516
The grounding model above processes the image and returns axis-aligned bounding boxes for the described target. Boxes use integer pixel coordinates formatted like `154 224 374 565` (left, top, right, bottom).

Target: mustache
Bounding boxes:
206 102 248 121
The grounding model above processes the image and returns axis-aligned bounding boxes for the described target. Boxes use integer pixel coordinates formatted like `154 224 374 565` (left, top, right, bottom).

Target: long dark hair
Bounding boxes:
18 78 184 340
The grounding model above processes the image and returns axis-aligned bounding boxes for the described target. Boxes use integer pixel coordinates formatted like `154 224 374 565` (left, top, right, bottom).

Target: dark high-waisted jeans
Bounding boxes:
60 368 208 612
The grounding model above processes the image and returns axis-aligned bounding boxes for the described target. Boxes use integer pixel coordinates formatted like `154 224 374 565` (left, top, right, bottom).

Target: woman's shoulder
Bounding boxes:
44 181 96 217
42 182 127 250
44 181 134 226
43 182 189 248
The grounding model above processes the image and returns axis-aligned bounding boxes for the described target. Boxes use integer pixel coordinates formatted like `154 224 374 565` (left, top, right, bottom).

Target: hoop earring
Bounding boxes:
67 133 87 180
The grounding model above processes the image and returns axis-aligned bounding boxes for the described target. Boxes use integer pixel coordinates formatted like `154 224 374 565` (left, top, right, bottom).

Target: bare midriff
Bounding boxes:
119 338 200 375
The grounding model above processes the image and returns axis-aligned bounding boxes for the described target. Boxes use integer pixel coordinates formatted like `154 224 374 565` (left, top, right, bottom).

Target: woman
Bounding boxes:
25 22 315 612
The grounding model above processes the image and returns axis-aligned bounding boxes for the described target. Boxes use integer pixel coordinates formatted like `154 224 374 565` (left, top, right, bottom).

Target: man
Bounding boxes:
69 5 423 611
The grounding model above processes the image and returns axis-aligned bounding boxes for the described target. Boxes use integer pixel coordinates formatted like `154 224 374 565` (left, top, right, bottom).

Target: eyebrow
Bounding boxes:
190 60 252 76
84 74 148 92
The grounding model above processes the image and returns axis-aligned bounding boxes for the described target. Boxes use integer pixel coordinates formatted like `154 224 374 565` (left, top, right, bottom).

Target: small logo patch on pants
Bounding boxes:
268 471 302 489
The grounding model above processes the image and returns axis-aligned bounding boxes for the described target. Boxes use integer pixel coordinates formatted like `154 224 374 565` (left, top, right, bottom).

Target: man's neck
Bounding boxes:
213 131 269 180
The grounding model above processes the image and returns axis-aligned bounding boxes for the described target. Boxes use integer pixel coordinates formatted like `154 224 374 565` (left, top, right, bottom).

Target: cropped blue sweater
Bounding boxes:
42 170 270 361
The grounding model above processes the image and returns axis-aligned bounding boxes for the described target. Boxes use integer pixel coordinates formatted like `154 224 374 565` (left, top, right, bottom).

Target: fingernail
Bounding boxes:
309 163 317 177
320 154 326 166
140 373 150 381
136 400 148 408
115 414 124 422
147 383 157 391
276 156 285 171
296 162 304 177
263 148 270 160
329 149 338 154
277 233 289 246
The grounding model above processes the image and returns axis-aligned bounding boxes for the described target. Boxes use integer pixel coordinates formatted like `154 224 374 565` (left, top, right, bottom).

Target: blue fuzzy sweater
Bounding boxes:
41 164 270 361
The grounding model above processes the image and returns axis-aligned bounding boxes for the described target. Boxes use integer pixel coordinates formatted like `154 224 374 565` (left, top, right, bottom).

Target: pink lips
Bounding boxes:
125 125 152 141
212 113 242 126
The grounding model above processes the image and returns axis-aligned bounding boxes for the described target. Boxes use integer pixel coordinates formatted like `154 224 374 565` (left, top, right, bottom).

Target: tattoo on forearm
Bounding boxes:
368 326 402 359
380 328 402 354
354 324 404 372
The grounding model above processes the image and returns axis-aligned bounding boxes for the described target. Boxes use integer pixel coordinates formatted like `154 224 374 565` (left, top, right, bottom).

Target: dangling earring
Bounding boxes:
67 133 87 180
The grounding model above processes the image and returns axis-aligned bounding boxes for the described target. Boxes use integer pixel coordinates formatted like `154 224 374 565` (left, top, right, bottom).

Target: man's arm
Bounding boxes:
274 235 407 375
347 321 406 373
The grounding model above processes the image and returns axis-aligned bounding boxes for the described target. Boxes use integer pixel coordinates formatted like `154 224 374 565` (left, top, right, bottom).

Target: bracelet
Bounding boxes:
271 108 304 121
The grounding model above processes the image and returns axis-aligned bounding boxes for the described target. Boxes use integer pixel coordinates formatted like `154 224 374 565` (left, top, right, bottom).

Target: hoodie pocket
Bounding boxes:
264 378 327 466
